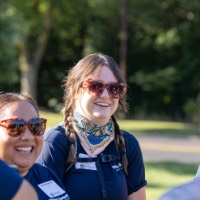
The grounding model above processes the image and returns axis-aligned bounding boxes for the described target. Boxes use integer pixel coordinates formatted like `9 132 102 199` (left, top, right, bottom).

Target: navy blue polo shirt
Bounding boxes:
37 124 147 200
0 159 23 200
25 163 70 200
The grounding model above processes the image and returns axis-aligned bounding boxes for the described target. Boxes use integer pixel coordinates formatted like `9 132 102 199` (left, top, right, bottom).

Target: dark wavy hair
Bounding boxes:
0 92 39 117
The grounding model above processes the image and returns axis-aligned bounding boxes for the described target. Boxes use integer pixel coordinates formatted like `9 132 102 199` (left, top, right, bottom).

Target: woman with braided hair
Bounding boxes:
37 53 147 200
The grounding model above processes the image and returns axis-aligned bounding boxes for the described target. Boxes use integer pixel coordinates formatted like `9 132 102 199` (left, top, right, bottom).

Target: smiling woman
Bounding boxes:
37 52 147 200
0 92 70 200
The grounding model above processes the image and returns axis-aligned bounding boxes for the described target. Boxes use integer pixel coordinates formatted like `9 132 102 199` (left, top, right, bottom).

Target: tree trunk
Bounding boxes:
19 7 52 101
119 0 128 119
119 0 128 80
19 47 38 99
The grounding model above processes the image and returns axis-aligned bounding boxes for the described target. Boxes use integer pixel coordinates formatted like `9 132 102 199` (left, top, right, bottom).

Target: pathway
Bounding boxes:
136 134 200 164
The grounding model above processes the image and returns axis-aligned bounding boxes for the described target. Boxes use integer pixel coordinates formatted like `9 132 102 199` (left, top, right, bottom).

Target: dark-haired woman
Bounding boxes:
0 92 70 200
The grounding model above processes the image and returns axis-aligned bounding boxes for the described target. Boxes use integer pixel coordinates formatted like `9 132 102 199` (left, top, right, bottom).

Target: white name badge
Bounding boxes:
38 180 65 198
75 153 97 171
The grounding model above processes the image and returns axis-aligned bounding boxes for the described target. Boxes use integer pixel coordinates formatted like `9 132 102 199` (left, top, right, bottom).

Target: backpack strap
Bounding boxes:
64 134 124 199
65 136 77 174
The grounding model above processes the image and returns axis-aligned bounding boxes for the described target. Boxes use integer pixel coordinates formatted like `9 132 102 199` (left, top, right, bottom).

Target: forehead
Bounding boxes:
1 101 38 121
90 66 117 82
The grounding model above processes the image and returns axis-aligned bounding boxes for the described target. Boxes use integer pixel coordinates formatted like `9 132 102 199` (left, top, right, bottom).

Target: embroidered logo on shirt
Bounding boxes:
112 163 123 171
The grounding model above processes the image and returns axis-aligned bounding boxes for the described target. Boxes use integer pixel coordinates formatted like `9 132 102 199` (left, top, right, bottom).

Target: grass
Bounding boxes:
40 111 63 127
40 111 199 136
146 162 198 200
39 111 199 199
118 119 199 136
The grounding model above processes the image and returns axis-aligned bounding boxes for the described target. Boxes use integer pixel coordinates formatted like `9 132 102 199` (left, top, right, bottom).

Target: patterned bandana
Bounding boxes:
74 112 114 156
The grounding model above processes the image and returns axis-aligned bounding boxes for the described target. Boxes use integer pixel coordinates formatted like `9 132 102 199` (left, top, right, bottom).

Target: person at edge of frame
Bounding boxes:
159 165 200 200
0 92 70 200
0 159 38 200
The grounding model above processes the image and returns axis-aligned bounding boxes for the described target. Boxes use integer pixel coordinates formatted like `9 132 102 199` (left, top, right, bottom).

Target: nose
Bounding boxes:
20 126 34 140
101 87 110 98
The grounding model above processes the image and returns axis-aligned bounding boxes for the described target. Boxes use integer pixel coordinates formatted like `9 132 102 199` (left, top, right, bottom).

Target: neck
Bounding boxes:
74 111 113 137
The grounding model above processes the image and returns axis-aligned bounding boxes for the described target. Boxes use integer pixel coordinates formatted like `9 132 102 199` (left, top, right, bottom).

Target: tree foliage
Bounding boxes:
0 0 199 122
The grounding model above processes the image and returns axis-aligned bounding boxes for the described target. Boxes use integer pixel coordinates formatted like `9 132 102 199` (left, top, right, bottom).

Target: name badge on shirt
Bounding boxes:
38 180 65 198
75 153 97 171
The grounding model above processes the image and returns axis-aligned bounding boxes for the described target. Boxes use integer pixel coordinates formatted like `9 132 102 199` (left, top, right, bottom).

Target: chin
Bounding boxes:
93 113 110 124
93 112 109 118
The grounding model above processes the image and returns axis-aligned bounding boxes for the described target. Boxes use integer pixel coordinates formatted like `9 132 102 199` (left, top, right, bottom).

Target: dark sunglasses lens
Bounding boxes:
6 120 25 137
109 83 124 98
28 118 46 136
88 81 104 96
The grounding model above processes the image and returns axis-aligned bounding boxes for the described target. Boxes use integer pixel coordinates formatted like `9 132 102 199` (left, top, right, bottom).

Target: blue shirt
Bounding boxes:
159 177 200 200
0 160 23 200
25 163 70 200
37 124 147 200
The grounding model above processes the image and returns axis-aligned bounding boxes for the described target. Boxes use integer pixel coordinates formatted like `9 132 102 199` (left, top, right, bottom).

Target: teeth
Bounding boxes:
16 147 33 152
96 102 109 107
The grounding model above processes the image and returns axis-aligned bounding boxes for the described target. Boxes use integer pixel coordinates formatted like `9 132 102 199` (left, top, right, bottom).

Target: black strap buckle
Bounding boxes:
101 154 120 162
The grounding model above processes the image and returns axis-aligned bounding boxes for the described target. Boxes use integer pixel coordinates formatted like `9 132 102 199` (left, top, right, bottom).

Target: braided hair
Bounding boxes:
62 53 128 172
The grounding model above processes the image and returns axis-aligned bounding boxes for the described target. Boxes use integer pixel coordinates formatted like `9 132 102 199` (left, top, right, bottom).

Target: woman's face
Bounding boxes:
75 66 119 126
0 101 43 176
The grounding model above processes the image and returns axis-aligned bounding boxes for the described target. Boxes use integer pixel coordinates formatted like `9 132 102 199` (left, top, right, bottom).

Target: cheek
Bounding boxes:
0 134 14 160
76 91 93 109
35 137 43 153
113 99 119 107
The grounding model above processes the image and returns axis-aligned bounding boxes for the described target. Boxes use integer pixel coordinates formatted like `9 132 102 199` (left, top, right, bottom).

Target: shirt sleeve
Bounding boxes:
123 131 147 194
0 160 23 200
36 125 70 180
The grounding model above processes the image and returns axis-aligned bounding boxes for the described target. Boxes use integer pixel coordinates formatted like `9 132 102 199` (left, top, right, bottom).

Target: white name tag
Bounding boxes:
75 153 97 171
38 180 65 198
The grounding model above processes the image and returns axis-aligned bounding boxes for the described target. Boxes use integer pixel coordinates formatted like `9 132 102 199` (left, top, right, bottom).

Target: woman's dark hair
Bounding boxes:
0 92 39 116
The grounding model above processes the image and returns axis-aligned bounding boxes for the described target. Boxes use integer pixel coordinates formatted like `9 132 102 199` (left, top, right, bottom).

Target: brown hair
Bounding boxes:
62 53 128 173
0 92 39 117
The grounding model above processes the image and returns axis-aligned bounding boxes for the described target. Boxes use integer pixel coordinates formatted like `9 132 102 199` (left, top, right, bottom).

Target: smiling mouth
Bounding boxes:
95 102 110 107
15 147 34 153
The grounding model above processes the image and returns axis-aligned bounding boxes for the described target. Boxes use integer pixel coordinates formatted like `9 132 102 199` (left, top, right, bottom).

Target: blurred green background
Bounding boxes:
1 1 200 199
0 0 199 123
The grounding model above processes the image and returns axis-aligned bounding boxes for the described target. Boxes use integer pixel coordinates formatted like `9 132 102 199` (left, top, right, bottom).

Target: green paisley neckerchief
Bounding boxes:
74 111 113 137
74 111 114 153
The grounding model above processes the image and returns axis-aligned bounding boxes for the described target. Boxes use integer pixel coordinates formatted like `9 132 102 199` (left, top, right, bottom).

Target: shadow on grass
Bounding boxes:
129 128 200 136
145 161 198 175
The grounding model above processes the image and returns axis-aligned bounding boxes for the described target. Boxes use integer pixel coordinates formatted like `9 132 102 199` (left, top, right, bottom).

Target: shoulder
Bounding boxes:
27 163 62 181
159 177 200 200
44 123 69 145
121 130 143 160
122 130 140 151
29 163 53 173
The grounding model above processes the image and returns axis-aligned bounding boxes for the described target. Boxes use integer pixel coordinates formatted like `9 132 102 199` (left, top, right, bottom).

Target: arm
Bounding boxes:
13 180 38 200
123 131 147 198
128 187 146 200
